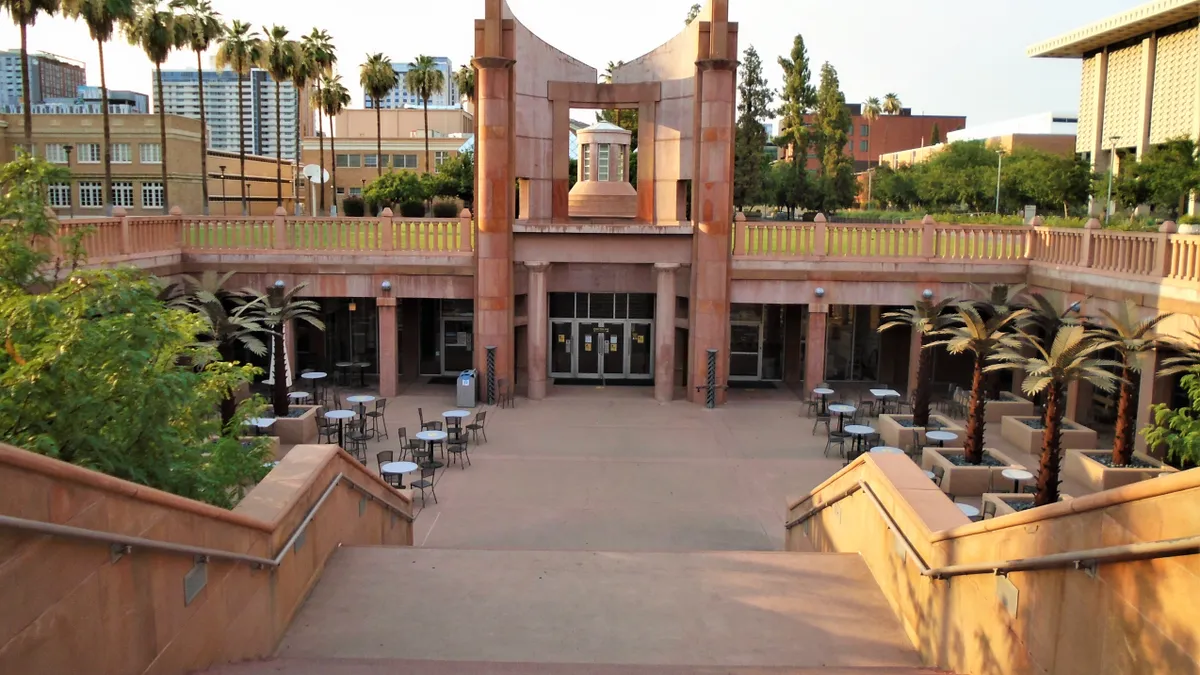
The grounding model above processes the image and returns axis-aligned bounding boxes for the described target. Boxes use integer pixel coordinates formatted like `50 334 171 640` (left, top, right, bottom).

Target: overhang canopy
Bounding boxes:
1027 0 1200 58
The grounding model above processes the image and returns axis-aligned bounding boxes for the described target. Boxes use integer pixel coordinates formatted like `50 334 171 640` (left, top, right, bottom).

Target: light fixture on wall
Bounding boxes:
381 280 392 292
922 289 934 300
814 287 826 298
1069 301 1082 313
273 279 285 289
348 301 357 312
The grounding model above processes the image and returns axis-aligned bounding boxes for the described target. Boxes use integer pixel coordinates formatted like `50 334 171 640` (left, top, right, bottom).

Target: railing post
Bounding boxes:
272 206 289 250
920 214 936 258
1024 216 1042 260
113 206 130 255
813 212 827 256
459 208 473 253
169 206 184 250
1153 221 1176 277
380 207 394 251
1079 217 1101 267
732 211 747 256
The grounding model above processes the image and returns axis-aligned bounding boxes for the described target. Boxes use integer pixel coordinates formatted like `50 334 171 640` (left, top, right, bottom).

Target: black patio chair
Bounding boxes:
410 466 437 506
466 411 488 443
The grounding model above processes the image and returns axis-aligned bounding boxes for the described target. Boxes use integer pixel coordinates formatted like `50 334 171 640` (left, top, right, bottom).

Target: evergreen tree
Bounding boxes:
930 122 941 145
812 62 856 209
776 35 816 169
733 46 773 210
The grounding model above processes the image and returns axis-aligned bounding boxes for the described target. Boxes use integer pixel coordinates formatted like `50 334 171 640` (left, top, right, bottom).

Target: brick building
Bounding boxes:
793 104 967 171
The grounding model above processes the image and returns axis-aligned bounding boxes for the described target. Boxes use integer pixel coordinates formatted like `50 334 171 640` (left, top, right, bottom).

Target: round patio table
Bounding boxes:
380 461 419 488
288 391 310 404
924 470 938 481
1001 468 1035 493
813 387 835 414
334 362 353 385
416 430 448 469
956 502 981 519
324 409 355 448
926 430 958 447
354 362 371 386
300 371 327 399
443 410 470 438
827 404 856 433
348 394 376 416
870 446 905 454
844 424 875 455
245 418 275 436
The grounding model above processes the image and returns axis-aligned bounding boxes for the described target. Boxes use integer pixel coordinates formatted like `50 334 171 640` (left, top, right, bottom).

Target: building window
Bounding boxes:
336 154 361 168
598 143 610 181
861 125 869 137
112 181 133 208
580 145 590 181
434 150 449 169
110 143 132 163
45 143 68 164
142 182 164 209
79 181 103 208
364 154 378 168
860 140 868 152
78 143 102 163
615 146 624 181
48 182 71 207
393 154 417 169
349 187 362 196
140 143 162 163
847 125 853 136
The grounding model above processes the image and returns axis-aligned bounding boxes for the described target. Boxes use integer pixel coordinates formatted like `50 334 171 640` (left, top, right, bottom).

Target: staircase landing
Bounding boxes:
272 547 921 670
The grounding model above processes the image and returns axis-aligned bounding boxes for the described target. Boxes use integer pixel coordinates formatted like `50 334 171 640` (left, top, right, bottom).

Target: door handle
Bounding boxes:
565 339 572 351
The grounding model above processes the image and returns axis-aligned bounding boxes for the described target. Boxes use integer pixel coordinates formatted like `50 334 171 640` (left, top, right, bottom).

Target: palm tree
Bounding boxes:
862 96 881 168
321 75 350 214
125 0 175 214
405 54 445 173
1 0 59 147
169 0 221 215
215 20 261 216
64 0 135 217
177 271 267 426
1096 301 1172 467
259 25 295 207
990 326 1120 505
453 64 474 106
882 92 902 115
360 53 397 178
288 45 313 214
879 296 955 427
253 283 323 417
301 28 335 215
928 303 1029 465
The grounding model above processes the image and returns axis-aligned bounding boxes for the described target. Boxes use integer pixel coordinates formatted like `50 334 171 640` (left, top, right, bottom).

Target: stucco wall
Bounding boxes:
0 443 413 675
1149 23 1200 144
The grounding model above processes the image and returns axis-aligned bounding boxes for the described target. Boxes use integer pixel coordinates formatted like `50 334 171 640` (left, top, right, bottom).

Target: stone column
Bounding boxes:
804 305 828 391
1136 349 1175 454
400 298 420 381
377 297 398 398
472 55 516 390
783 306 803 385
654 263 680 402
1088 48 1110 172
1136 33 1158 159
687 59 737 405
525 262 550 400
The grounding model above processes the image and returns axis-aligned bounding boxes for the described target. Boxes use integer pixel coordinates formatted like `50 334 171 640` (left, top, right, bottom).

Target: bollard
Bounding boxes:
706 349 718 409
486 346 497 406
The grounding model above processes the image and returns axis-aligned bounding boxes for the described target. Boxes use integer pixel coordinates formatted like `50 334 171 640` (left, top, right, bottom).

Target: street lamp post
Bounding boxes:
219 165 227 217
1104 135 1121 225
63 144 74 219
994 150 1003 215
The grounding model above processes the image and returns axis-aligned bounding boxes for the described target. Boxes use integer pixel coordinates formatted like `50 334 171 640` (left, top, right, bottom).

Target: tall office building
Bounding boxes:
159 67 301 160
365 56 459 109
0 50 87 108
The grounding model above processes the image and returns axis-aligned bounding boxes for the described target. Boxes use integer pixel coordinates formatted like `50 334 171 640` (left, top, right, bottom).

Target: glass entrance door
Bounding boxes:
629 322 652 377
577 322 601 378
441 318 473 374
600 324 625 380
729 322 762 380
553 319 649 380
550 321 574 376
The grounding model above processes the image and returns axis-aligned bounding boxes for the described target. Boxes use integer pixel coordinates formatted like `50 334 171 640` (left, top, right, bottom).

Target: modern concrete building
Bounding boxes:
160 67 303 160
797 104 967 171
0 49 86 108
947 111 1079 142
37 85 151 114
365 56 459 109
879 133 1079 168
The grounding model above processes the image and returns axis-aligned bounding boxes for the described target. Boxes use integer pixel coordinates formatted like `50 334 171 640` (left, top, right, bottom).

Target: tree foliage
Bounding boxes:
733 46 773 210
1119 137 1200 217
1145 368 1200 469
364 170 428 210
776 34 815 163
685 3 700 24
811 62 857 211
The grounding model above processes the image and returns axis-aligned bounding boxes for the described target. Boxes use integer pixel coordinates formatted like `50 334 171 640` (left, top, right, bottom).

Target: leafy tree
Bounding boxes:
776 34 816 168
812 62 855 210
685 2 700 24
433 150 474 208
879 297 955 427
259 25 296 206
253 283 323 418
765 160 810 219
1095 301 1171 467
216 20 263 215
406 54 446 173
882 92 902 115
1 0 59 146
364 171 428 211
125 0 176 213
1144 368 1200 469
360 52 398 178
301 28 336 215
930 122 941 145
862 97 881 166
0 154 78 287
169 0 222 215
872 163 918 210
1134 137 1200 217
321 74 350 214
734 46 773 210
990 326 1119 505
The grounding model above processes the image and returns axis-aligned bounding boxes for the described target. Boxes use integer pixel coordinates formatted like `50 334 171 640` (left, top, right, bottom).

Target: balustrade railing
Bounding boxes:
1089 230 1159 277
826 223 924 258
183 217 274 250
934 225 1029 261
1167 235 1200 283
1029 228 1083 265
735 222 814 256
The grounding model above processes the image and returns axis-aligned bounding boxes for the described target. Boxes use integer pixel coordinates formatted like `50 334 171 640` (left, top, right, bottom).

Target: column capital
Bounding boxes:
653 262 682 273
472 56 515 70
524 261 551 273
695 58 738 72
808 303 829 314
377 297 397 307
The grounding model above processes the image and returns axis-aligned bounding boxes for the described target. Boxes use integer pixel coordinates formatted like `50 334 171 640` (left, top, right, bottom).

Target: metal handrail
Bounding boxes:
859 480 931 574
785 482 861 530
0 472 413 569
923 534 1200 580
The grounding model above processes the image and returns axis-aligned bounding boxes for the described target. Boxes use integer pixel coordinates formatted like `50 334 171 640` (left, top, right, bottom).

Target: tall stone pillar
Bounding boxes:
400 298 420 381
525 262 550 400
783 306 803 385
805 305 828 391
654 264 680 403
687 59 737 405
1136 349 1175 454
377 297 398 397
472 55 516 390
1065 379 1094 424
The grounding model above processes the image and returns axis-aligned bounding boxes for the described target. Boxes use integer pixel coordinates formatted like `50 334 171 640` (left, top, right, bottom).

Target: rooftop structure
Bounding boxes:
0 49 86 108
946 111 1079 142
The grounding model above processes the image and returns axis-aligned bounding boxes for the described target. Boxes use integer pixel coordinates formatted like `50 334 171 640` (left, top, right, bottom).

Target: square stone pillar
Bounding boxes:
783 306 803 385
1136 349 1176 454
525 262 550 400
805 305 828 391
654 264 680 402
377 297 398 398
400 298 420 381
1065 378 1094 424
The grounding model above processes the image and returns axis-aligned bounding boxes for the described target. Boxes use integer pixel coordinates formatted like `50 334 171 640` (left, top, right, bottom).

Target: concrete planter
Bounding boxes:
981 491 1073 518
1064 450 1178 493
1000 416 1098 455
921 447 1026 498
984 393 1035 423
878 414 965 450
272 405 320 446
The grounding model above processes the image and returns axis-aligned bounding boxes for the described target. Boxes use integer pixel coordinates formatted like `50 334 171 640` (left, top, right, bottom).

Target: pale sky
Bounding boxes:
1 0 1135 126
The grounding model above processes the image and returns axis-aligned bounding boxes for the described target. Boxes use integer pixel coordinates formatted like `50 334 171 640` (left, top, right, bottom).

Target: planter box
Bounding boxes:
921 447 1026 498
272 405 320 446
981 491 1073 518
1000 416 1098 454
985 393 1035 423
240 435 281 461
1064 450 1178 493
878 414 966 450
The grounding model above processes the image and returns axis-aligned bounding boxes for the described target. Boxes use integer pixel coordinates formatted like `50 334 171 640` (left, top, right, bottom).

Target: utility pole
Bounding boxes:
994 150 1003 215
1104 135 1121 225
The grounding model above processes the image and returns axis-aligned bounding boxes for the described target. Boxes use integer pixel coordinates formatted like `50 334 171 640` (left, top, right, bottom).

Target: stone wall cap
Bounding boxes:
112 206 128 217
380 207 393 217
921 214 935 225
1160 220 1177 234
169 206 183 216
1084 217 1102 230
813 213 827 223
274 206 288 216
734 212 746 222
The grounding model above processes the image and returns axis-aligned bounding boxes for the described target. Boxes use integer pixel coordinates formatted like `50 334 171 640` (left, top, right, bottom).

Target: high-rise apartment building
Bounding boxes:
364 56 459 109
159 67 301 160
0 50 87 108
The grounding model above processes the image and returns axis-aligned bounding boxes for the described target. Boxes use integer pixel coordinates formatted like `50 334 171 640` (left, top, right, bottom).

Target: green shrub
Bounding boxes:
1179 214 1200 225
399 200 426 218
432 199 460 218
343 196 366 217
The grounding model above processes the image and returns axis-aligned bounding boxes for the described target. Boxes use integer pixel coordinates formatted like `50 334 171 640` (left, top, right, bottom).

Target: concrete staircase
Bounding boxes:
203 547 947 675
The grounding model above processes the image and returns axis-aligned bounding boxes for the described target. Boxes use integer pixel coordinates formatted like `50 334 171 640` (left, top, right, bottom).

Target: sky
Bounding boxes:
1 0 1137 126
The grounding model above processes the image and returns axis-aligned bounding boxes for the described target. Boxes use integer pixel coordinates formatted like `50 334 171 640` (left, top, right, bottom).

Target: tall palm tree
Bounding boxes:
215 20 261 215
1096 301 1172 467
288 45 313 214
321 75 349 214
125 0 174 214
302 28 335 214
879 296 955 427
882 92 902 115
169 0 221 215
990 326 1120 505
1 0 60 147
862 96 881 168
259 25 294 207
360 52 397 178
928 303 1028 465
405 54 445 174
64 0 136 217
253 283 323 417
453 64 474 106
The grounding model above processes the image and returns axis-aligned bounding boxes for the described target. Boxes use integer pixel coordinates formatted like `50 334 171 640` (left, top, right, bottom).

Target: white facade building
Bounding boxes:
946 111 1079 143
159 67 300 160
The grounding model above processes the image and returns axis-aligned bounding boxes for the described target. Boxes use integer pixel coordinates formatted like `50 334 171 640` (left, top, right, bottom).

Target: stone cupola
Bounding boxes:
568 121 637 218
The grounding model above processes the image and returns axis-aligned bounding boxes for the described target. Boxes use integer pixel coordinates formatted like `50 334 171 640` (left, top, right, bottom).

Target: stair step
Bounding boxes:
274 547 921 670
